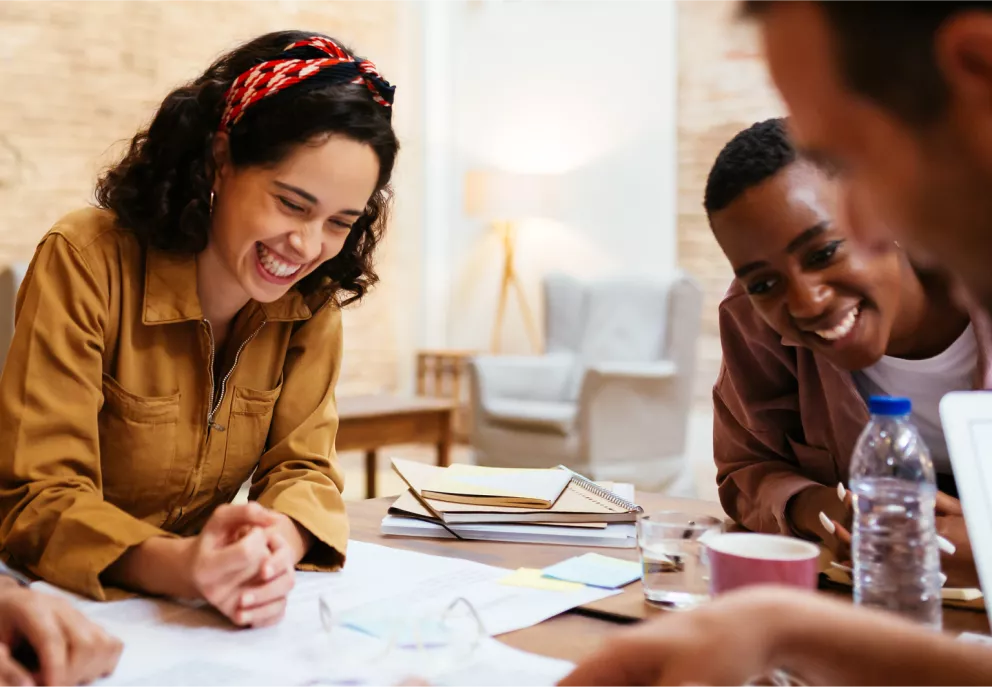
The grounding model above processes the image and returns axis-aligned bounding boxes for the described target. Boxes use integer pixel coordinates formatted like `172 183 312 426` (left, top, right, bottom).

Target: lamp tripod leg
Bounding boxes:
508 269 540 353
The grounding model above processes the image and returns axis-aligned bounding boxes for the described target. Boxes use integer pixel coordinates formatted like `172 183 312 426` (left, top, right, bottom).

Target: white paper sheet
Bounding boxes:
381 516 637 548
300 633 574 686
120 659 284 687
292 541 617 637
32 540 606 686
433 637 574 686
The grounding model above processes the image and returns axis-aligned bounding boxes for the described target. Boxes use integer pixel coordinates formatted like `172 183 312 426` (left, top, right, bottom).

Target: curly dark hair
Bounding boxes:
703 118 796 216
95 30 399 305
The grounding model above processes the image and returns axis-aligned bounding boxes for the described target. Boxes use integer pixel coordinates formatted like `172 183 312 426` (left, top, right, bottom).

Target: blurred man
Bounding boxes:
751 1 992 313
0 561 122 686
561 3 992 684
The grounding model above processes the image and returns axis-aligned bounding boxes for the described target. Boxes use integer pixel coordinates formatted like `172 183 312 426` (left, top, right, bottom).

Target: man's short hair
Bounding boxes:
704 118 796 216
743 1 992 126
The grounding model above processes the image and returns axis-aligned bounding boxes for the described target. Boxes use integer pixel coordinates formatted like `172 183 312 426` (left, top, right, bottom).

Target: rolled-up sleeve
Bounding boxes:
713 295 818 536
250 301 347 570
0 234 175 600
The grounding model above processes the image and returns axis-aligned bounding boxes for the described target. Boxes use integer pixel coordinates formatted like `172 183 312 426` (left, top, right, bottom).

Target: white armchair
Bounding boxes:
468 272 702 491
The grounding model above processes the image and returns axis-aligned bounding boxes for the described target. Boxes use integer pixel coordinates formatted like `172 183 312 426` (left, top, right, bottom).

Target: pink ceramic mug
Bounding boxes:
706 532 820 595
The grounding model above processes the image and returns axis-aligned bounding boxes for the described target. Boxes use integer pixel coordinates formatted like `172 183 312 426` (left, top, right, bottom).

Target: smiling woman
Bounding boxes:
0 31 398 627
705 118 989 586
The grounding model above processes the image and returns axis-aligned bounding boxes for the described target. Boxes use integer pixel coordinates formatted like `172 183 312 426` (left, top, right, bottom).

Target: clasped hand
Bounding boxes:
184 502 299 628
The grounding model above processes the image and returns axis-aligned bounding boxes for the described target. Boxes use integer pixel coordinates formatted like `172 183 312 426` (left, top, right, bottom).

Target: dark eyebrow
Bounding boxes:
734 261 768 279
274 181 365 217
785 222 829 254
734 221 830 278
274 181 319 204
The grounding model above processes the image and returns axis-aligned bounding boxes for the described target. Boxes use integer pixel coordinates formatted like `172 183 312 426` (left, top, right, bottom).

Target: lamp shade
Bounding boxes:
464 169 560 221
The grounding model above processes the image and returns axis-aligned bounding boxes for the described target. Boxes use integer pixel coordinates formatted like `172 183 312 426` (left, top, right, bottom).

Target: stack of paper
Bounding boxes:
382 459 641 548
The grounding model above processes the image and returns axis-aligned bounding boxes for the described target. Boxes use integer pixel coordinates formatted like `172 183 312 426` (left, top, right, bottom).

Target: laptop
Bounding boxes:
940 391 992 629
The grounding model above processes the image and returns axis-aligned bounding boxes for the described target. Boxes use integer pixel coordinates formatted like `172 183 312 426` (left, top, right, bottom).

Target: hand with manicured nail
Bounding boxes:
227 512 305 629
823 486 976 587
786 484 852 560
184 503 303 628
935 512 979 588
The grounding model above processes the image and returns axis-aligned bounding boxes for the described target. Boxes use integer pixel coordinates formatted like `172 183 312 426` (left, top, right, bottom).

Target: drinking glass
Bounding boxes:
637 511 723 610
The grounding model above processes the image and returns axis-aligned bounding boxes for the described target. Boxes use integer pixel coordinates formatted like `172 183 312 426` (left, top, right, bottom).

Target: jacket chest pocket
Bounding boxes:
99 374 180 513
218 381 283 495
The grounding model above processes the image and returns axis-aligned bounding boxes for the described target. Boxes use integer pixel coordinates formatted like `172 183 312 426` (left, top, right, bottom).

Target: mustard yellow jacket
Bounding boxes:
0 208 348 599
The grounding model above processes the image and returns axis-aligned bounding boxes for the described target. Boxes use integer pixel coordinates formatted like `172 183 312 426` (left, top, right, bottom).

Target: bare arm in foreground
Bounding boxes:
560 586 992 686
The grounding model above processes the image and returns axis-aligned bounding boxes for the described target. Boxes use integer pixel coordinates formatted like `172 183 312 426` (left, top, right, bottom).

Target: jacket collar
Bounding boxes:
142 248 315 325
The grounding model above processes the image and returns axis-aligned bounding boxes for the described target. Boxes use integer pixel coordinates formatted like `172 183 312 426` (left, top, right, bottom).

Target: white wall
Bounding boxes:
422 0 679 355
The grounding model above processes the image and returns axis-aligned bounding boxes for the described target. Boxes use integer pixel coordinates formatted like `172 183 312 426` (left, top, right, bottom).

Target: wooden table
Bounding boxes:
336 395 456 498
347 493 990 662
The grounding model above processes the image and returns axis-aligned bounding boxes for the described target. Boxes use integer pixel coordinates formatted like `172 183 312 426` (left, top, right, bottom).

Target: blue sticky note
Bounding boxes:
542 553 642 589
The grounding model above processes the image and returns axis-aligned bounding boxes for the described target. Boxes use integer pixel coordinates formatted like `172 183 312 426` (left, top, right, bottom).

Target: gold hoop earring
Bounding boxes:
209 191 215 215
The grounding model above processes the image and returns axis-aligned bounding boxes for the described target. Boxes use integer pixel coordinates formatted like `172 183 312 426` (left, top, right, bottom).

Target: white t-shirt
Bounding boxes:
853 324 978 474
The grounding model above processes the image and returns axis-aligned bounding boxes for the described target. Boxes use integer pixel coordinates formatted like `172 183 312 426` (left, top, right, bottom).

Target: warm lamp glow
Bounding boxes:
464 170 560 221
463 168 559 354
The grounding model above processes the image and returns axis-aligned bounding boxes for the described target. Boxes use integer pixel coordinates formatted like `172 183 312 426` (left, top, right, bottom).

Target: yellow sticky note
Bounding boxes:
498 568 585 592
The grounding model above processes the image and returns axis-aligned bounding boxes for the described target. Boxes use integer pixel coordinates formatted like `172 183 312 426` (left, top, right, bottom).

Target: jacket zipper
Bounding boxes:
202 319 267 431
178 318 266 521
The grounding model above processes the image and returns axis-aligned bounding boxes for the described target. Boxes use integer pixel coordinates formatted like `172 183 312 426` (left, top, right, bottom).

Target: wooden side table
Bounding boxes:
336 394 456 498
416 349 476 443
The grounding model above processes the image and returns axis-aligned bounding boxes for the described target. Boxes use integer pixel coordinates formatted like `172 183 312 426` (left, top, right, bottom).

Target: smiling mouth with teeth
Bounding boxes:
256 242 303 279
814 305 861 342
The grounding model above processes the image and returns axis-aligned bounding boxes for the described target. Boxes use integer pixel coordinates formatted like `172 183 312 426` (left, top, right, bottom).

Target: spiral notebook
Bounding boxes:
390 458 642 525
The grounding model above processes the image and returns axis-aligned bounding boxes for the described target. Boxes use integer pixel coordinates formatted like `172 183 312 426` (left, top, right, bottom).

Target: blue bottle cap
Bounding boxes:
868 395 912 416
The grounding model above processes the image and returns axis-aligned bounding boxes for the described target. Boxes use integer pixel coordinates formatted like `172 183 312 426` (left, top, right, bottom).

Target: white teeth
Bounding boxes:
256 243 302 279
815 306 860 341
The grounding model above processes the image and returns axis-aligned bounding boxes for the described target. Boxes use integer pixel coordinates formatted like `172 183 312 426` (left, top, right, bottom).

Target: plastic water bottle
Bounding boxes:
849 396 942 629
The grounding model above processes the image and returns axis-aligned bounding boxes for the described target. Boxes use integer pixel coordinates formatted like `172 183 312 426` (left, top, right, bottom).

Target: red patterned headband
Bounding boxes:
219 36 394 132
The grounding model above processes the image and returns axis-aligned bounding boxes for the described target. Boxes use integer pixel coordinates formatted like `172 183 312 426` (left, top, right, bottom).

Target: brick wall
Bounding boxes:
0 1 422 396
677 0 785 405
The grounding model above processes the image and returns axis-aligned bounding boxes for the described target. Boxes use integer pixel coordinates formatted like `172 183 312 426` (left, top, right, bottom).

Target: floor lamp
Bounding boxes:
464 170 558 354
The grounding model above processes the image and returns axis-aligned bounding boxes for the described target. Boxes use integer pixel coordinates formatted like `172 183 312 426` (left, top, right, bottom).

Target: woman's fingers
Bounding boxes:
237 568 296 614
236 597 288 629
232 531 297 627
200 504 281 549
60 611 124 686
835 483 854 529
194 528 273 608
936 491 964 516
0 645 34 687
196 525 297 627
9 599 67 687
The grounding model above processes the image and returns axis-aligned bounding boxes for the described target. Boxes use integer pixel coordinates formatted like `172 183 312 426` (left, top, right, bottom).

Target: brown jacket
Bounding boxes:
0 208 349 599
714 282 992 536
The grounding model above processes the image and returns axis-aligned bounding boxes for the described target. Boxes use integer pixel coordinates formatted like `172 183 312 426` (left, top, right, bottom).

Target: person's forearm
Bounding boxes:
102 537 197 599
772 598 992 685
